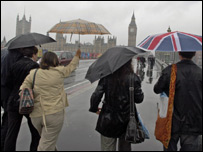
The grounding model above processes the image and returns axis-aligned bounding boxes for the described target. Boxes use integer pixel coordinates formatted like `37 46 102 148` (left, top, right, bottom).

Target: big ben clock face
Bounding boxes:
130 28 134 32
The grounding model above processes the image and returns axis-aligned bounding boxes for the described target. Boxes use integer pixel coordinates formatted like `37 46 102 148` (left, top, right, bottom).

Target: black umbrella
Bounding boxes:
5 32 56 50
85 46 146 83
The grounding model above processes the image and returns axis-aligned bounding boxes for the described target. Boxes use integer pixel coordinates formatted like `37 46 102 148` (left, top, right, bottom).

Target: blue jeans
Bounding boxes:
164 134 202 151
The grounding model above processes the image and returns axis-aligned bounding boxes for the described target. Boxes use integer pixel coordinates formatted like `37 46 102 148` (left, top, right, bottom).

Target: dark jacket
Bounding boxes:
6 57 39 112
89 73 144 138
154 60 202 135
1 49 23 109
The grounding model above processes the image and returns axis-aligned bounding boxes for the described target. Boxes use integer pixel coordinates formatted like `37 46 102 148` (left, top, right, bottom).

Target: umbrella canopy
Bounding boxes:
5 32 56 50
137 31 202 52
85 46 145 83
48 19 110 35
48 19 111 48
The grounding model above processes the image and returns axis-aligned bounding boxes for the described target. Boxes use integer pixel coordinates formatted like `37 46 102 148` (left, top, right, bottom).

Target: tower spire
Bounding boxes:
132 10 135 19
23 7 26 19
130 11 136 25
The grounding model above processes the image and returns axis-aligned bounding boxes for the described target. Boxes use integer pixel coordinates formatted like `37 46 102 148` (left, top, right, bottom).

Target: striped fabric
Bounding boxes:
137 31 202 52
48 19 110 35
19 88 34 114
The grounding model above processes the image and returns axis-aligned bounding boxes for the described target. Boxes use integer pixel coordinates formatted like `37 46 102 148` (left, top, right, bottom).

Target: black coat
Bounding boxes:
89 73 144 138
6 57 39 112
1 49 23 108
154 60 202 135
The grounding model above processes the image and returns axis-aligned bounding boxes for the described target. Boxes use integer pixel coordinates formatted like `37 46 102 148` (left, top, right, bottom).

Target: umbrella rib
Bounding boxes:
76 22 82 34
85 23 91 34
172 33 181 51
68 22 74 33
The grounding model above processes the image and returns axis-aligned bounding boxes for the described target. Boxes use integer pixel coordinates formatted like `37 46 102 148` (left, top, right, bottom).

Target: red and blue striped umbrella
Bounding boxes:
137 31 202 52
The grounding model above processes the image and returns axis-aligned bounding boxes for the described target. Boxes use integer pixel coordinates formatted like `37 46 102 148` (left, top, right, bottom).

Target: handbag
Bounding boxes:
19 69 38 114
125 74 145 144
154 64 177 149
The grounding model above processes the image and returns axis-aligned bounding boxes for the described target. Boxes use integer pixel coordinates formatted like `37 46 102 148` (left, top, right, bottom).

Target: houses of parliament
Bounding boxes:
1 13 138 54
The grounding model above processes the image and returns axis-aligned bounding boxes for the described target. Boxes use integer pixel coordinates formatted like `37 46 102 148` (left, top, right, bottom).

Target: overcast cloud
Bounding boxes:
1 1 202 46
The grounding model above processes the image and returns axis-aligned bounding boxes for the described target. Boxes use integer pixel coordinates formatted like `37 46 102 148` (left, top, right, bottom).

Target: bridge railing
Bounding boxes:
155 58 168 71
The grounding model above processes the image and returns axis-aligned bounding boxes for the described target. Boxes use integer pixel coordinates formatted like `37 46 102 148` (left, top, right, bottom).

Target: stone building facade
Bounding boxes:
16 14 31 36
2 12 137 54
42 33 117 54
1 13 31 49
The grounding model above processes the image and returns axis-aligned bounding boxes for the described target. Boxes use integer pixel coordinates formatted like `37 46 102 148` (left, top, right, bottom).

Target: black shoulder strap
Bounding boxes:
32 69 38 89
129 74 135 116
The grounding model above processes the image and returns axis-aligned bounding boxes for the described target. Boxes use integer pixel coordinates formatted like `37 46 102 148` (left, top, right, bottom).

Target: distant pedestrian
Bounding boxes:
140 56 146 68
148 56 155 69
89 59 144 151
154 52 202 151
20 49 81 151
4 46 40 151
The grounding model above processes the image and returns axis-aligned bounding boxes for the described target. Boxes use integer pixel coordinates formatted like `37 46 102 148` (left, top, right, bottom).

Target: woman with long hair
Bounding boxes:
89 59 144 151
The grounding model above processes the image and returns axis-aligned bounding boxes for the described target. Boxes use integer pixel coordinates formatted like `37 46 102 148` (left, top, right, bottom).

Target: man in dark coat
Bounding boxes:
154 52 202 151
3 46 40 151
1 48 23 151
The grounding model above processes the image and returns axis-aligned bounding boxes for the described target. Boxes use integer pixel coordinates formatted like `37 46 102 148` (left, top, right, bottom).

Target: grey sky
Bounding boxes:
1 1 202 46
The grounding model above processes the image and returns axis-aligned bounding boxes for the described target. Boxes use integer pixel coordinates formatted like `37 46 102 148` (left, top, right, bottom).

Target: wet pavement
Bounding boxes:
13 59 165 151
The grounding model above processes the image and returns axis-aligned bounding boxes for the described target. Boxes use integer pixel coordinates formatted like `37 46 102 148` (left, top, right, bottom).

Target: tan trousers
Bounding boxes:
101 135 131 151
31 110 64 151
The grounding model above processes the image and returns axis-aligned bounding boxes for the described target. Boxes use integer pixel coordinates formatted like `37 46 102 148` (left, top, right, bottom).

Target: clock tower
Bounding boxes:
128 12 137 47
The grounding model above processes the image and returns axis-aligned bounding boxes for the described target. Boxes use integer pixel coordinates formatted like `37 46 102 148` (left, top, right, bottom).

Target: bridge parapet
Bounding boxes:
155 58 168 70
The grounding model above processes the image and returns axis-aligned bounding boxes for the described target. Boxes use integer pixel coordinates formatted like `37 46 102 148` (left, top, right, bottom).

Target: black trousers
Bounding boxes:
1 87 10 151
4 111 40 151
164 134 202 151
1 110 8 151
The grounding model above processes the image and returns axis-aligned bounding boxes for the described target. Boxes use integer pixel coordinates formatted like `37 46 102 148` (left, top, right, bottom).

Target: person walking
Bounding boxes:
1 48 23 151
4 46 40 151
89 59 144 151
154 52 202 151
20 49 81 151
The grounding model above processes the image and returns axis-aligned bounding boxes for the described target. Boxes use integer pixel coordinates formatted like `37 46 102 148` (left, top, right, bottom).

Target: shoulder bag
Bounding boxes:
19 69 38 114
154 64 177 149
125 74 145 144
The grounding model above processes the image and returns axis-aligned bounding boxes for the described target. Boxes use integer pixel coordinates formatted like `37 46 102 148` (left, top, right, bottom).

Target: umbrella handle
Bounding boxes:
78 33 80 49
70 32 73 42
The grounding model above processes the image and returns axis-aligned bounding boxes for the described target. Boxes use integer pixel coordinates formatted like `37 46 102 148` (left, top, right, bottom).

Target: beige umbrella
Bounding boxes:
48 18 111 48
